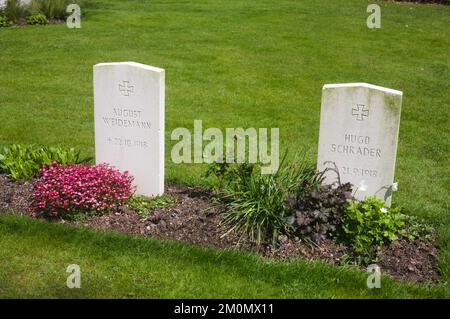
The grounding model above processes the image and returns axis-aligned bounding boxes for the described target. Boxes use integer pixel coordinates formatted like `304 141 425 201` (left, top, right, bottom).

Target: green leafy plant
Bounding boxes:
339 196 412 263
126 194 176 218
0 144 92 180
0 15 12 27
205 160 232 191
26 12 47 25
398 212 434 241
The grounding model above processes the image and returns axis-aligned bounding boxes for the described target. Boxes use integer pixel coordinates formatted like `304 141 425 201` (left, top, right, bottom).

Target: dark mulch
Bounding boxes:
377 239 439 283
77 186 253 251
0 174 440 283
0 174 33 214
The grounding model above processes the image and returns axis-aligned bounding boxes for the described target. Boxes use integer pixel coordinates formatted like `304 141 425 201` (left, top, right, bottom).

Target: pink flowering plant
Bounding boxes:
30 162 135 219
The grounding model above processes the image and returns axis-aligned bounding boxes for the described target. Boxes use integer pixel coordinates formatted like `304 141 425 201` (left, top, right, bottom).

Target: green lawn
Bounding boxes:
0 0 449 297
0 214 448 298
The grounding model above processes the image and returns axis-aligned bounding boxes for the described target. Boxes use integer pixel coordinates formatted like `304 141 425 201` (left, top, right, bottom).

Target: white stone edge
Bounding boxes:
323 83 403 96
94 61 165 73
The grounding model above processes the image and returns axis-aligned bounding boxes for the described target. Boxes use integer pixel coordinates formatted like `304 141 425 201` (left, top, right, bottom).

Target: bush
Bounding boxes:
0 15 12 27
0 144 91 180
287 182 353 243
30 162 135 219
26 12 47 25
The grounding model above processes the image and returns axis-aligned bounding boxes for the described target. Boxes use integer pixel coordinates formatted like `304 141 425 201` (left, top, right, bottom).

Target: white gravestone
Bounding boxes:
317 83 402 206
94 62 165 196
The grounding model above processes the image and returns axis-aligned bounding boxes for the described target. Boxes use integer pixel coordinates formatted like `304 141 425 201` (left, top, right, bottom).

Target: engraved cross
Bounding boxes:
119 81 134 96
352 104 369 121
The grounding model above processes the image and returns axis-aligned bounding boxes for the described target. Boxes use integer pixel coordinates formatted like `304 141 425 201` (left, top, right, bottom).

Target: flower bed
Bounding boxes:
0 144 440 283
0 175 440 283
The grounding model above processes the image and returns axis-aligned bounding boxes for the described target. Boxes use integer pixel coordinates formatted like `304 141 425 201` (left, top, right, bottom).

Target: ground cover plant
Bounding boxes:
0 144 91 180
26 12 47 25
0 0 449 298
30 162 134 219
126 193 176 218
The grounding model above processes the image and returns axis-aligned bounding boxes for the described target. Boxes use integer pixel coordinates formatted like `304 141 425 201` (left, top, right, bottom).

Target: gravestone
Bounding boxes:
317 83 402 206
94 62 165 196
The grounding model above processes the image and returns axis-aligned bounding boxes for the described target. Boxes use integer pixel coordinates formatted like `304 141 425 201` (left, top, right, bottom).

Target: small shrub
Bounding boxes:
126 194 176 218
30 162 135 219
0 144 91 180
0 15 12 27
287 182 353 243
26 12 47 25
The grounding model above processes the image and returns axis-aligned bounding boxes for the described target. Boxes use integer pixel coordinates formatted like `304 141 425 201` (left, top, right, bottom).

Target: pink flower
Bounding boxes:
30 162 135 218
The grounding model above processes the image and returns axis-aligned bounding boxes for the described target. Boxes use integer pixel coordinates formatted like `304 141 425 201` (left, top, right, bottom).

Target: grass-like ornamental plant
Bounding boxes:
30 162 135 219
210 152 322 246
0 144 91 180
1 0 29 22
221 164 291 245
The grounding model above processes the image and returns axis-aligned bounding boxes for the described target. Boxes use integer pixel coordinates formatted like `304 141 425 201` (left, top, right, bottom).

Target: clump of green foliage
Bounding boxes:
29 0 72 19
126 194 176 218
0 144 92 180
339 196 433 263
207 154 434 260
206 152 323 246
220 163 292 245
1 0 29 22
26 12 47 25
0 15 12 27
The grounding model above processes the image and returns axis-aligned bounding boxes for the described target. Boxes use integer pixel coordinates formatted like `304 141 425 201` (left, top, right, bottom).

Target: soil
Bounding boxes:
0 174 33 214
0 174 440 283
377 239 439 283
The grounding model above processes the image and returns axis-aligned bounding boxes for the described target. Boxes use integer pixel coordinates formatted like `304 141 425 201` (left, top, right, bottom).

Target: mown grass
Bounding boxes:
0 0 449 297
0 214 447 298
